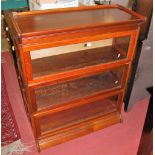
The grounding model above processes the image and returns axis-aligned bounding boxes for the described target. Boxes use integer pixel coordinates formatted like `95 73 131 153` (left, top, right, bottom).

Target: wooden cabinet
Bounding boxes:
8 5 146 151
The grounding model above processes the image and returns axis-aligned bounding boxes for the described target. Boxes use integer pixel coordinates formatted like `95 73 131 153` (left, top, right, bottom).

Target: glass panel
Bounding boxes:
39 95 118 134
31 36 130 78
35 67 125 111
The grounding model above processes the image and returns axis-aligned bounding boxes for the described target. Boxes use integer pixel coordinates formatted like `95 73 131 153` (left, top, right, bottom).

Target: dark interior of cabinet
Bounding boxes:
35 67 124 111
39 95 118 135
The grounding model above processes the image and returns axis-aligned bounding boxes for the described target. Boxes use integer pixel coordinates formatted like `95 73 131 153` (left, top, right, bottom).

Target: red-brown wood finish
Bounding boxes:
8 5 146 151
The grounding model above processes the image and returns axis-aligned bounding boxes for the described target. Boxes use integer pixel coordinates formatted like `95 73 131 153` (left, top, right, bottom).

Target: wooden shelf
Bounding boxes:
32 46 126 78
39 95 118 135
35 67 124 111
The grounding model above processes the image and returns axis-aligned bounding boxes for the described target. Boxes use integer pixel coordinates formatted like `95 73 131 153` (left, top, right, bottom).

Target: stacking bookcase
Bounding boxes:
8 5 146 151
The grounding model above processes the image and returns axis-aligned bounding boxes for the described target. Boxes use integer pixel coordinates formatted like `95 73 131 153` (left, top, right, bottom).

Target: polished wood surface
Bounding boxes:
11 5 145 38
14 9 135 34
8 5 146 151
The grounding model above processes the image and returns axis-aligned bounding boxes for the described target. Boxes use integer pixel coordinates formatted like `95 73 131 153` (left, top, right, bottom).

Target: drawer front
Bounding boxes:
31 65 128 111
30 35 131 79
34 92 122 137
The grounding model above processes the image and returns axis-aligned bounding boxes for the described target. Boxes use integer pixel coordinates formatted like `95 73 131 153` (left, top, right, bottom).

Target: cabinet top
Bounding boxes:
10 4 146 39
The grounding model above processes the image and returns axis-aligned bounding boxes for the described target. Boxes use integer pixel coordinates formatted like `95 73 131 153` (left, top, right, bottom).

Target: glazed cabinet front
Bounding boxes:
29 65 129 112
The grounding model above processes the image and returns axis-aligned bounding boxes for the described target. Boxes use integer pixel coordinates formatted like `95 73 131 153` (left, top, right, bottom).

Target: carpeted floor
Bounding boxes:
2 51 149 155
1 67 20 146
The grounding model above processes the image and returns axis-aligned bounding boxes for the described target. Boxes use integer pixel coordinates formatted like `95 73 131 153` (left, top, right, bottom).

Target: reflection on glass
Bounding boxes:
35 67 124 110
39 95 118 134
31 36 130 78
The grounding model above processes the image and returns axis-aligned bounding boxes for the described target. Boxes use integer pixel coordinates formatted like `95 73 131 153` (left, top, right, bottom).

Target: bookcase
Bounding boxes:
8 5 146 151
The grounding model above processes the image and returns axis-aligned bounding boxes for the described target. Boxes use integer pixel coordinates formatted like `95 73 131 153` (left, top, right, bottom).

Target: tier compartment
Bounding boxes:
31 36 130 78
38 94 119 136
34 66 126 111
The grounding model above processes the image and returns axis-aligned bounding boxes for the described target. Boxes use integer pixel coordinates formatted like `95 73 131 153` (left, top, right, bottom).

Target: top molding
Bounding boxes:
10 4 146 39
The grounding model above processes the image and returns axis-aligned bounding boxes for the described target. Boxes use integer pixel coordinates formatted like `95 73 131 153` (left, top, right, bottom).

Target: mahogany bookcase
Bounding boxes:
8 5 146 151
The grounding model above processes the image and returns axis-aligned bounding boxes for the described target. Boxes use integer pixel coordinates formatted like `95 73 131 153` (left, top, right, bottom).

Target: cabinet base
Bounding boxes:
37 111 121 151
